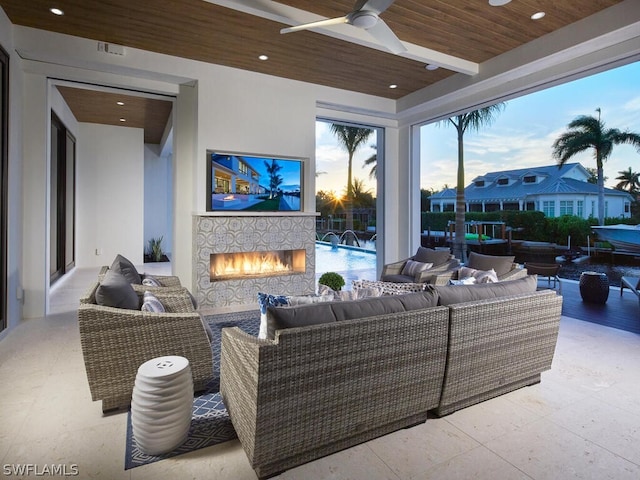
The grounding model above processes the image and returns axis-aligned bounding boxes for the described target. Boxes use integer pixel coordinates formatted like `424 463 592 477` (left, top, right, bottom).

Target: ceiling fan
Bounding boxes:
280 0 406 55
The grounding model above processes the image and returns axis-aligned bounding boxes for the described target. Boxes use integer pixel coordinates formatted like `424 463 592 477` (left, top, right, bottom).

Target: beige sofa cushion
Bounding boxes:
432 275 537 306
467 252 515 277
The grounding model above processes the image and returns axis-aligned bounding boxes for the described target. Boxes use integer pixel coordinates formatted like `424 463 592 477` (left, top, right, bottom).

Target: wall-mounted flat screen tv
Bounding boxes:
206 151 303 212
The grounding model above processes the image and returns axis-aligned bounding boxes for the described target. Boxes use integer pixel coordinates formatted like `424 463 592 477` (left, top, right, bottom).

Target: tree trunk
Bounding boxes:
597 159 605 226
453 129 468 263
345 152 354 245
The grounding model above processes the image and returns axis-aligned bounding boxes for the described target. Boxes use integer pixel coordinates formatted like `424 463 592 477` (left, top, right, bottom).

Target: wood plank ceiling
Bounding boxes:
0 0 623 142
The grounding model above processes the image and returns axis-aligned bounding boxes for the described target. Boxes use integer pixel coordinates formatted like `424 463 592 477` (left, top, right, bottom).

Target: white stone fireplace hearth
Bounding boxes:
193 214 316 308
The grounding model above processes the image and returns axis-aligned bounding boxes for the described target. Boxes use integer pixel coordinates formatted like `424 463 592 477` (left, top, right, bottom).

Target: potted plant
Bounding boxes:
318 272 345 291
146 236 166 262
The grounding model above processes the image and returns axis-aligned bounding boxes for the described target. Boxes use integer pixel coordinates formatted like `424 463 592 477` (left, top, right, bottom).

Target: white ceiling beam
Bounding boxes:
203 0 479 75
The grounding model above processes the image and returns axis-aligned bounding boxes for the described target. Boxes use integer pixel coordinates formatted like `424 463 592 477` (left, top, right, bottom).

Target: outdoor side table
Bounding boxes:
579 271 610 304
131 355 193 455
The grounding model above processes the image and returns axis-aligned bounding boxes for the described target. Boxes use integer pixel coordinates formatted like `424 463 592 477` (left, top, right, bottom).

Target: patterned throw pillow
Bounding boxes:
257 292 289 339
142 275 162 287
352 279 427 295
401 260 433 278
141 291 165 312
318 284 383 301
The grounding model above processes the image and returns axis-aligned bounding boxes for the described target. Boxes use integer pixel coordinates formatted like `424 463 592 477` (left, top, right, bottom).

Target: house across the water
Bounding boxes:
429 163 633 219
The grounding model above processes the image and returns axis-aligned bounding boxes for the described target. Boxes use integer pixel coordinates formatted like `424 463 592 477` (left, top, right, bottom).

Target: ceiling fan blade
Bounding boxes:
366 18 406 54
359 0 395 15
280 16 348 34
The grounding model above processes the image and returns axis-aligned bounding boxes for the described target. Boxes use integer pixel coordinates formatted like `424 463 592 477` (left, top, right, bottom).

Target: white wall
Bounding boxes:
144 144 173 257
76 124 144 268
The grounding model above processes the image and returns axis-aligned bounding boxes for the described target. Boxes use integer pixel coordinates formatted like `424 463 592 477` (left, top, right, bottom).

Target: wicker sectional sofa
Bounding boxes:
220 276 562 478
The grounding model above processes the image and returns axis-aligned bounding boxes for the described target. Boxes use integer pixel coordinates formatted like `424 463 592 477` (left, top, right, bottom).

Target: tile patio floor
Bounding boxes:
1 264 639 479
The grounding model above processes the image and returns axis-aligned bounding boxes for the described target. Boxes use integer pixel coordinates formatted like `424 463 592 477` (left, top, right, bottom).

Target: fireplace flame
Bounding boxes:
211 251 292 278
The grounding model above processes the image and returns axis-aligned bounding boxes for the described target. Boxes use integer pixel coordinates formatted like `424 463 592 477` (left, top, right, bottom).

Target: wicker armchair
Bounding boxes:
78 282 213 413
453 251 528 282
381 247 461 285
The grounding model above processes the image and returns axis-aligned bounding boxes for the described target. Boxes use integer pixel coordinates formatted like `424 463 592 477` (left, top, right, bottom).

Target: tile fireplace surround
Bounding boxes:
193 214 317 308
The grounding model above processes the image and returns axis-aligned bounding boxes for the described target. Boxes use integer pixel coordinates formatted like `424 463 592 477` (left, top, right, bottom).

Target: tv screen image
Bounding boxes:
207 152 303 212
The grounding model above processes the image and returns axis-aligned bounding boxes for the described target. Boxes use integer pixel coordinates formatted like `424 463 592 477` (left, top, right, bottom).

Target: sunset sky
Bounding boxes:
420 61 640 192
314 61 639 197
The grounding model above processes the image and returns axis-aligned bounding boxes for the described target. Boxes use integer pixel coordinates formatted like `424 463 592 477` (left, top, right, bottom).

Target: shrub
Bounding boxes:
318 272 345 291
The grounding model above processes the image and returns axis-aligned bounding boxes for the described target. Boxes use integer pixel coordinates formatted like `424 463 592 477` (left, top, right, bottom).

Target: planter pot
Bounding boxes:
579 271 609 304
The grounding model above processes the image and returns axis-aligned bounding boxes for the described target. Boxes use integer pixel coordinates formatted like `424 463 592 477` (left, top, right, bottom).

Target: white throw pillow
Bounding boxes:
458 266 499 284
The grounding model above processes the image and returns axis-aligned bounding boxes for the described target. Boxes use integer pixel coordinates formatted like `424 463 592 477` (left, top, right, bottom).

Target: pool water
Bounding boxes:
315 243 377 287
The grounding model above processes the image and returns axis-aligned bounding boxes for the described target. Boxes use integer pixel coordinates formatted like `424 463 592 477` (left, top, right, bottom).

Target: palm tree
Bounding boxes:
264 159 283 199
438 103 505 262
329 124 373 234
552 108 640 225
363 144 377 179
615 167 640 195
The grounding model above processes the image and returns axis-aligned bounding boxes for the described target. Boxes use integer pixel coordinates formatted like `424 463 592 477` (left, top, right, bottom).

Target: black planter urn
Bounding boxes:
579 271 610 304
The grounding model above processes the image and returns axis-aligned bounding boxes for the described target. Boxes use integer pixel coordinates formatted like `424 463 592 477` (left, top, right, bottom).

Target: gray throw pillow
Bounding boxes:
433 275 537 306
95 270 140 309
110 254 142 284
466 252 515 277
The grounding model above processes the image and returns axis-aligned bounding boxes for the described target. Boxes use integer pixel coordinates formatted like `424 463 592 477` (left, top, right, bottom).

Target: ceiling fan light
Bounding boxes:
488 0 512 6
350 11 379 29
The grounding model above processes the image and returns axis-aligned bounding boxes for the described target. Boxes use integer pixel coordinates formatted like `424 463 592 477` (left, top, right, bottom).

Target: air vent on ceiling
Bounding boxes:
97 42 125 56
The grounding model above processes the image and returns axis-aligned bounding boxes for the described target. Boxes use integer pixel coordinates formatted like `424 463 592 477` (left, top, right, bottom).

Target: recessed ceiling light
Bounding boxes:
389 84 398 89
425 64 439 71
531 11 546 20
258 54 269 61
116 101 125 106
49 7 64 15
488 0 511 6
119 118 126 122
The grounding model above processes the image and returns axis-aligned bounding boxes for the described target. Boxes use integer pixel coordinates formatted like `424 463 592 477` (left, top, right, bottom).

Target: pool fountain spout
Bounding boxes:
339 230 361 248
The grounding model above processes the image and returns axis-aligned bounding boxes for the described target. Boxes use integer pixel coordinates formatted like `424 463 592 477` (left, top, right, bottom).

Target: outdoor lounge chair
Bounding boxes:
620 276 640 306
380 247 460 285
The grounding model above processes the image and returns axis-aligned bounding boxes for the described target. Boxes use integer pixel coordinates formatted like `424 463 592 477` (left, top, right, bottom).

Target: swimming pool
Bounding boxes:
315 242 378 286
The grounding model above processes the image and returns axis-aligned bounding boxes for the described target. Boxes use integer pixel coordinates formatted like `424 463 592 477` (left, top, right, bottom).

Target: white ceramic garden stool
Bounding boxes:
131 355 194 455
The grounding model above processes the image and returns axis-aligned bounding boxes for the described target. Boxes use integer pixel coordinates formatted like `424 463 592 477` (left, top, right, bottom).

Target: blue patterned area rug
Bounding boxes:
124 310 260 470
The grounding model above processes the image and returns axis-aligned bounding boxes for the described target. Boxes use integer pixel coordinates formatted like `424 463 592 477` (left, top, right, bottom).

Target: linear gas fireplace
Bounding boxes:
210 249 306 281
194 214 316 308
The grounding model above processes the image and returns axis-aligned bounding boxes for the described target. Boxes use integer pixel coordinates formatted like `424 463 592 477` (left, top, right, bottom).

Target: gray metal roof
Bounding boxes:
429 163 634 202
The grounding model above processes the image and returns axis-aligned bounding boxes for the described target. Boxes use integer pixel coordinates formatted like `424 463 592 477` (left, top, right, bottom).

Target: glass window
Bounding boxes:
560 200 573 215
577 200 583 217
523 175 536 183
543 201 555 217
474 180 485 187
497 178 508 185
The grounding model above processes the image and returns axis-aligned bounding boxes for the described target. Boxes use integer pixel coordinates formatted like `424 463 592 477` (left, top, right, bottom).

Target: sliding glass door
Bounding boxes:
50 112 76 284
0 45 8 333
